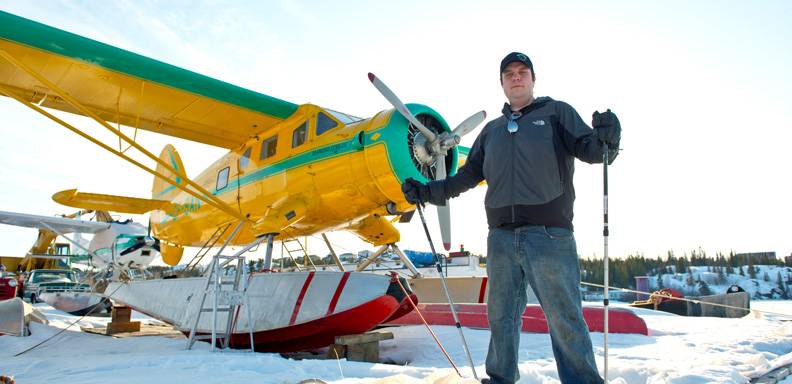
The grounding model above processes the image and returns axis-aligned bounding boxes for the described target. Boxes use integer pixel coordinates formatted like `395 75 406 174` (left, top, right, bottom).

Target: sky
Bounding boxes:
0 1 790 262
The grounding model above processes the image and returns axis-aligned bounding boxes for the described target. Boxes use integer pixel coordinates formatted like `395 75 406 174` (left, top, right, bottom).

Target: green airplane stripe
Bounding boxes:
227 136 364 191
0 11 298 120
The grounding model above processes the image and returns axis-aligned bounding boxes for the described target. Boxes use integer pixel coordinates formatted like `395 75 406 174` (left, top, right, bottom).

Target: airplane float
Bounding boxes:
0 11 485 351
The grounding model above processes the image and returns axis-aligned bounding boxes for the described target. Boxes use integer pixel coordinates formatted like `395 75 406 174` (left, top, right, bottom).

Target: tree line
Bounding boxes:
578 248 788 292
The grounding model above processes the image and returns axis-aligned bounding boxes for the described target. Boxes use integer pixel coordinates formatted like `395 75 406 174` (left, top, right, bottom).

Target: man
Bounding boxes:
402 52 620 383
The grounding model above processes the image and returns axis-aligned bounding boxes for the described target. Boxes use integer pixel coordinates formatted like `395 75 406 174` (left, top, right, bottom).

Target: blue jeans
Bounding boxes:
485 226 602 384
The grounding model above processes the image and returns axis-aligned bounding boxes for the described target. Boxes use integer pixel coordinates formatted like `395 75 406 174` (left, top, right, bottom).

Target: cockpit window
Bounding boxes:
292 122 308 148
316 112 339 136
240 147 251 169
260 135 278 160
325 108 361 124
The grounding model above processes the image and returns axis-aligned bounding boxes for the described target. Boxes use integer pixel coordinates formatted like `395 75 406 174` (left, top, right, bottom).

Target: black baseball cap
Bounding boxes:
500 52 534 74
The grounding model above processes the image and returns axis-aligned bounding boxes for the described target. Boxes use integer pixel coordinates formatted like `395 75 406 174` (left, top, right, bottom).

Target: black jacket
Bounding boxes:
432 96 618 230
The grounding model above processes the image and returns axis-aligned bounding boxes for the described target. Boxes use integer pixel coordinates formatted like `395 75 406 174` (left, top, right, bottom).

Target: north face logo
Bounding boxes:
532 120 545 126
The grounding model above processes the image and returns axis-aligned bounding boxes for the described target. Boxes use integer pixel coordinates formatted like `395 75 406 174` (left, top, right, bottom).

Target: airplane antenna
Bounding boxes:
415 202 478 380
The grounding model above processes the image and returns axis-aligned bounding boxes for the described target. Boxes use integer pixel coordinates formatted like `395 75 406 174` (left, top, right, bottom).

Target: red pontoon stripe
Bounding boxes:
478 277 488 303
289 272 315 325
326 272 350 316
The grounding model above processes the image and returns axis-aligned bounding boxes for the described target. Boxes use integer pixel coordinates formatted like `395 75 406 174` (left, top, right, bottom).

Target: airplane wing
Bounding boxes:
52 189 177 216
0 210 110 234
0 11 298 149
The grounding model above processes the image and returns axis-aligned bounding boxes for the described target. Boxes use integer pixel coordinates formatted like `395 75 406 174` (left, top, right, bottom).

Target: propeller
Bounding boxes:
368 73 486 251
119 236 160 256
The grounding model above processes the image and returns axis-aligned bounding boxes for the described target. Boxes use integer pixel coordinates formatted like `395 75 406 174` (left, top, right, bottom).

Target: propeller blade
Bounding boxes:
368 73 437 142
435 155 452 251
452 110 487 138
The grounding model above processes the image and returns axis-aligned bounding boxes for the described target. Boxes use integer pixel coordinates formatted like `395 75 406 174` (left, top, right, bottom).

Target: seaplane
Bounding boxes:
0 11 485 351
0 209 159 315
0 209 160 271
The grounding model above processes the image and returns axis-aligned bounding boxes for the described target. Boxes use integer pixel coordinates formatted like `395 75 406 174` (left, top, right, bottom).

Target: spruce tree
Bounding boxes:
748 261 757 279
776 271 788 299
699 280 712 296
717 266 726 284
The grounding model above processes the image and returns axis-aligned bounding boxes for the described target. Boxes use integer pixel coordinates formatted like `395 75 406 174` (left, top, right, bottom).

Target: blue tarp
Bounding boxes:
403 250 437 267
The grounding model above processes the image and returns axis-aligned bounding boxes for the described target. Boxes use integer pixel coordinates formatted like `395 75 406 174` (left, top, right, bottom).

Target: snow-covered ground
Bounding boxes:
2 300 792 383
651 265 792 300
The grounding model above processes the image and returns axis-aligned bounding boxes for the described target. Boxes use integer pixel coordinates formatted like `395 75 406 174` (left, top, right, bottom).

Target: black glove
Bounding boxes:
592 109 621 148
402 178 429 206
401 178 446 206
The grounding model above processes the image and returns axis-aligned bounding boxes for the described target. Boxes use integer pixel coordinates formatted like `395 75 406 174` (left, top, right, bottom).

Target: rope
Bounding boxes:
332 345 345 380
580 281 792 318
394 276 461 377
14 281 128 357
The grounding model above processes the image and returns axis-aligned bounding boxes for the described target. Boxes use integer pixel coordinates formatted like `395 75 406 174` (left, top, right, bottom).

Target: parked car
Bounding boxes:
23 269 83 303
0 272 20 300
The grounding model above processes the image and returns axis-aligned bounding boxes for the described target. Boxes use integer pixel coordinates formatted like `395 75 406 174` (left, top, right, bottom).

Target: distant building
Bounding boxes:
734 251 776 265
784 254 792 266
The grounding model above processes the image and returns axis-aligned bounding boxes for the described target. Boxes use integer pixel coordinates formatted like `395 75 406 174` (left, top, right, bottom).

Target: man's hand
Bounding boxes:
401 178 430 206
592 109 621 147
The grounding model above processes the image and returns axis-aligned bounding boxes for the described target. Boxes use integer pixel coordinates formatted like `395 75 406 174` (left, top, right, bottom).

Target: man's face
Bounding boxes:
501 62 535 105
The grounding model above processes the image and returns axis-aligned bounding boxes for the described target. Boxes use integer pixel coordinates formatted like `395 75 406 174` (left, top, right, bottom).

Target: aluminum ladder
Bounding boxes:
186 253 255 352
281 237 315 271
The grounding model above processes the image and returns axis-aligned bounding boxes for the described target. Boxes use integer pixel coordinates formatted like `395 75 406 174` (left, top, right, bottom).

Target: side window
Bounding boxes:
240 147 251 169
216 166 230 191
259 135 278 160
292 122 307 148
316 112 339 136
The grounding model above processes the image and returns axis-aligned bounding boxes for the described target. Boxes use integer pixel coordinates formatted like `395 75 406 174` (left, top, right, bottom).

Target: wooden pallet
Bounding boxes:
327 331 394 363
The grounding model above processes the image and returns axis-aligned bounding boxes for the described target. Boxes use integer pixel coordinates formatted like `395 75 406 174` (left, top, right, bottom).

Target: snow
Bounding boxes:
2 301 792 383
650 265 792 300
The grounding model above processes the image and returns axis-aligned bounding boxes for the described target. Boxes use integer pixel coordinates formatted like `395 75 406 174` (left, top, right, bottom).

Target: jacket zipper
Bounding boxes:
510 127 516 224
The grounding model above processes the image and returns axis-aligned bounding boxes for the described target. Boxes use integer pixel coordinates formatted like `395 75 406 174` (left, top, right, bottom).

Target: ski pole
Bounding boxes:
415 202 478 380
602 141 610 382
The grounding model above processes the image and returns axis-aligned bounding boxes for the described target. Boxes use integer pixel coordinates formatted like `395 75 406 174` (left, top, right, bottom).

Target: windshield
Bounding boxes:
325 108 362 124
30 271 76 284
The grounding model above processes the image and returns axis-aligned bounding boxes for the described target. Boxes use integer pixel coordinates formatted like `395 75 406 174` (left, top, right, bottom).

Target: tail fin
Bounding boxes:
152 144 186 200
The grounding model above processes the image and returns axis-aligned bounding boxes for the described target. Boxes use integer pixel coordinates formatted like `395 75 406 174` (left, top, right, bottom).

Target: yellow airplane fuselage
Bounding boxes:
151 103 455 249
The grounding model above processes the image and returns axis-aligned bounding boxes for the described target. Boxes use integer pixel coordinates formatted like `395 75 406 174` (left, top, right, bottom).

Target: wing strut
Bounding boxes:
0 49 247 222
